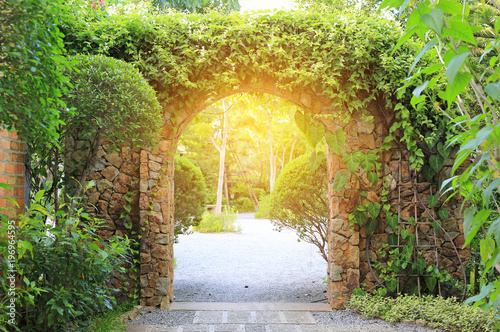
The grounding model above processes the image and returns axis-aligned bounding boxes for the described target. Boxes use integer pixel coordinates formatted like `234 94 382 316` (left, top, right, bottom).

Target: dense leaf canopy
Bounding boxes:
61 9 415 125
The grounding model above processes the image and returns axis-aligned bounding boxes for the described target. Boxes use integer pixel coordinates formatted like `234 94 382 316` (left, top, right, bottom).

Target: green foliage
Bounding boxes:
63 54 161 149
348 292 498 332
30 54 162 205
83 299 134 332
270 154 328 261
255 194 273 219
0 192 132 331
382 0 500 324
232 197 253 212
0 0 69 146
60 8 414 125
151 0 240 13
174 155 208 237
193 207 241 233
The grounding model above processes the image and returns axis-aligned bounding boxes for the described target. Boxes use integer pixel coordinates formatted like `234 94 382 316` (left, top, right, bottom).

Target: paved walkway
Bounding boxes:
126 302 430 332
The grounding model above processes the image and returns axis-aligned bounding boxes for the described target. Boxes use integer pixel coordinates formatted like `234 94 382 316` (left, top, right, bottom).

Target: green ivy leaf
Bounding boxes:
325 129 346 155
342 152 361 173
294 110 309 134
356 150 376 172
386 278 398 292
367 171 378 185
422 165 436 181
367 202 381 219
365 217 378 235
437 142 450 158
429 154 444 173
421 9 445 35
307 122 325 148
333 171 349 193
425 276 437 292
387 212 398 231
428 195 439 208
388 233 398 246
309 150 325 173
438 208 449 221
401 228 410 240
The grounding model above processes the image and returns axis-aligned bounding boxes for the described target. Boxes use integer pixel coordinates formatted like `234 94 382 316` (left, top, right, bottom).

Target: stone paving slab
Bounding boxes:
265 325 397 332
192 311 315 324
126 325 398 332
170 302 332 312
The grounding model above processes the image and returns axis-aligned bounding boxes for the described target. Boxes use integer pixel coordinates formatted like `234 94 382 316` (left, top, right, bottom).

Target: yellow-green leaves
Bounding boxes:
342 151 361 173
307 122 325 148
325 128 345 155
333 171 349 193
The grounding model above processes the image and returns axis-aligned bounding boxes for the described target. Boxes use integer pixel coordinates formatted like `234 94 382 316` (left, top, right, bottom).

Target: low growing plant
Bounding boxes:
348 291 498 332
193 206 241 233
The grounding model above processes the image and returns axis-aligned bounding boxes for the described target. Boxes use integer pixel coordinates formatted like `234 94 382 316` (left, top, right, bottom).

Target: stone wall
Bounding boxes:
325 107 388 308
79 142 142 296
137 140 175 309
0 128 25 216
359 149 468 295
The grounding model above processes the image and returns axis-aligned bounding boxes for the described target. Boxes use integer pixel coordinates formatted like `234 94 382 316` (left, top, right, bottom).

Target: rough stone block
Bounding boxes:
330 263 343 282
152 244 169 260
102 166 120 181
105 151 124 168
154 277 169 296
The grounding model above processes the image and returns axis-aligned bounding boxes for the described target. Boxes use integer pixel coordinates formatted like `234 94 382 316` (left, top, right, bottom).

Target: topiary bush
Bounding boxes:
269 153 328 261
174 155 208 238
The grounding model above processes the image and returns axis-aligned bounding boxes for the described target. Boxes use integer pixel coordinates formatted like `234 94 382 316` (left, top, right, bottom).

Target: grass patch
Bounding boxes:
193 206 241 233
348 292 498 332
82 299 136 332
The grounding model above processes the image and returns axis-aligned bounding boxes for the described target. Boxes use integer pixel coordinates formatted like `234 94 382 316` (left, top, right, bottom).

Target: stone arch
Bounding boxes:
64 10 410 310
137 75 392 309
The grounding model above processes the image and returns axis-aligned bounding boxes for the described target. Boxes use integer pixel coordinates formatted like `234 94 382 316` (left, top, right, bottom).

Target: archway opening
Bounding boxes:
172 93 329 303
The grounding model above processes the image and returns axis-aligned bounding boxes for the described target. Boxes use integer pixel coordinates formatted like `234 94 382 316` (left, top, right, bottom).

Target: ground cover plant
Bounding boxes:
348 291 498 332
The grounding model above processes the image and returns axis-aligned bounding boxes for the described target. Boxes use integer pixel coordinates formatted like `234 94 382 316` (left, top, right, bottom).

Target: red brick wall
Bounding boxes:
0 128 25 216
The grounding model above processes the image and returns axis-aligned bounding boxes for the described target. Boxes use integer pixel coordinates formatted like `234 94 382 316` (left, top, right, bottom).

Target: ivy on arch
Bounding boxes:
61 9 416 127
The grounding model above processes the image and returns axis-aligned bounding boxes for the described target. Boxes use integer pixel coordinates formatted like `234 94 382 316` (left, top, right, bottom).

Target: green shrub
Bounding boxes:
174 155 208 238
255 194 272 219
348 292 499 332
232 196 253 212
0 191 133 331
269 154 328 261
253 188 267 200
193 207 241 233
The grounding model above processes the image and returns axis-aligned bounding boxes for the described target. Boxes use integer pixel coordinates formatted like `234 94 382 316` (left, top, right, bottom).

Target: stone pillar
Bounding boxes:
0 128 25 216
139 139 175 309
326 149 360 309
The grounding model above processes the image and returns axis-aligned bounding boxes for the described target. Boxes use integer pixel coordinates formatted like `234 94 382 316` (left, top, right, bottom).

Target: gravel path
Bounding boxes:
128 214 437 331
173 214 327 303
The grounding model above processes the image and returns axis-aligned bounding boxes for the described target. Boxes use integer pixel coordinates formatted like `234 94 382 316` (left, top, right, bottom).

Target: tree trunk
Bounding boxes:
268 111 276 193
215 100 228 215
